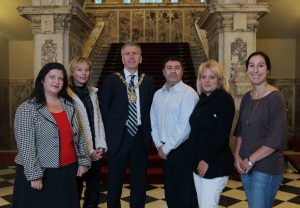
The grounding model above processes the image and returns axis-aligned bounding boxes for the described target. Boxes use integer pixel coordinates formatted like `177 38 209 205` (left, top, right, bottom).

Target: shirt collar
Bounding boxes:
124 68 138 80
162 80 183 92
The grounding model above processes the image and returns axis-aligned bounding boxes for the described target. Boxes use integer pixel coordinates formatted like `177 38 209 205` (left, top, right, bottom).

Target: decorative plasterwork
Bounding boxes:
199 2 270 33
171 10 183 42
145 10 156 42
17 6 93 34
231 38 247 65
230 63 251 108
0 79 33 148
41 39 58 65
158 10 170 42
132 10 144 42
119 11 131 43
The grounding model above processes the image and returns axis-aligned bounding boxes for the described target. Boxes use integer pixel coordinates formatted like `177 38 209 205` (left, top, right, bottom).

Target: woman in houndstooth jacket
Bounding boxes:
12 62 91 208
68 56 107 208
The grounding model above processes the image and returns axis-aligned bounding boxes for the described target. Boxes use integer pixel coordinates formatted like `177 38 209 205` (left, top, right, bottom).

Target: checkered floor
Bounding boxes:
1 165 300 208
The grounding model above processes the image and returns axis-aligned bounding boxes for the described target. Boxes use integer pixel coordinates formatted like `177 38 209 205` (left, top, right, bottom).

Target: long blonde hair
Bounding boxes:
196 59 230 94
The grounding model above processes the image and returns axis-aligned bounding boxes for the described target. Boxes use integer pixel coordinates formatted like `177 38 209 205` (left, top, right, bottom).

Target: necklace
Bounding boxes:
114 72 145 103
245 86 269 125
251 86 269 99
245 99 260 125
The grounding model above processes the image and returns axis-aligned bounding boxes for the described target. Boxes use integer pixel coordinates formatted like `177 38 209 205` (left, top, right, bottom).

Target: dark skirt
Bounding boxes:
12 163 80 208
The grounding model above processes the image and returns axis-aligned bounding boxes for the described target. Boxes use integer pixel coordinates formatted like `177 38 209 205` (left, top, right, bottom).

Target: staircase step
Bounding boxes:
97 42 197 90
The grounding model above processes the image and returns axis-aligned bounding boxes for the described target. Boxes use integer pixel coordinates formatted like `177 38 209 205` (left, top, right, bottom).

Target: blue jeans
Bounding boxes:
241 170 283 208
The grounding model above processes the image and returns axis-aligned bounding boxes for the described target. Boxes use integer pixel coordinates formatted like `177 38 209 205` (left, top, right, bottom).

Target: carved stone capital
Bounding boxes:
199 2 271 33
17 5 93 34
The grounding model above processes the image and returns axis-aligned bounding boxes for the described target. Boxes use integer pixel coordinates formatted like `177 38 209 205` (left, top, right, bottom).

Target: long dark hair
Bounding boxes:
28 62 72 105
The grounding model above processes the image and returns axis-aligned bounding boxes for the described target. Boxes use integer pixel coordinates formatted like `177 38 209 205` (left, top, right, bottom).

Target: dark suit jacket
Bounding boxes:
99 71 155 155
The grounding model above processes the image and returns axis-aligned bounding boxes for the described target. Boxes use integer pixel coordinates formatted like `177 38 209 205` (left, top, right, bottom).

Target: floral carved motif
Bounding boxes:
231 38 247 65
145 10 156 42
41 39 57 66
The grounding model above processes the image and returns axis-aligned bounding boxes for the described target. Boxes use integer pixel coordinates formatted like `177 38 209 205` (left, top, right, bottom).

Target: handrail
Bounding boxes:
194 19 209 60
82 19 105 58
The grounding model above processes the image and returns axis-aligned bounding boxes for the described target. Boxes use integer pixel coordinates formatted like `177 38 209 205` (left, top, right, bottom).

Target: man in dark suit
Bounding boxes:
100 43 155 208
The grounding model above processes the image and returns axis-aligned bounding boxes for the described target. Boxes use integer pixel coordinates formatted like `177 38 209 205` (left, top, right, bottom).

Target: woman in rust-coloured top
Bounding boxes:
234 51 286 208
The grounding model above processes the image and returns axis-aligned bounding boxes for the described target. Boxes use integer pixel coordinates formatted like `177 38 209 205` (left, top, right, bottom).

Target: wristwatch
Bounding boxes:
247 157 254 167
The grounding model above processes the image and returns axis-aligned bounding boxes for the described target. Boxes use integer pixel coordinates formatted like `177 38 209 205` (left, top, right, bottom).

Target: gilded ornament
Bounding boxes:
114 72 145 103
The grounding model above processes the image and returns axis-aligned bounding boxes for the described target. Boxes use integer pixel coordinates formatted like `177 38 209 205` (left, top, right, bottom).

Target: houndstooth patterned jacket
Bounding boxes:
14 97 91 181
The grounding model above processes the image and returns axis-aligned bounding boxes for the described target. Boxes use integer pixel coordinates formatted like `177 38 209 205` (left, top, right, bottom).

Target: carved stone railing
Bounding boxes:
82 19 105 59
194 19 209 60
84 4 205 44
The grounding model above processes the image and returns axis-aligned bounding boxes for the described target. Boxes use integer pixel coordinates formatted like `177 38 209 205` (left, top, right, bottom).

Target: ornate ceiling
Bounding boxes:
0 0 299 40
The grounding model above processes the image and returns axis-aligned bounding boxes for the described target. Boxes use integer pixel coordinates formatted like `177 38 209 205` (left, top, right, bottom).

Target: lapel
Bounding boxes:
61 98 75 125
36 97 75 126
119 71 129 102
37 104 56 125
138 71 146 110
67 88 86 114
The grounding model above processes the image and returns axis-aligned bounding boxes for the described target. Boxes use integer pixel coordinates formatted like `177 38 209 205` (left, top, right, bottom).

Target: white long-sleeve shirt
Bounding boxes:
150 81 199 155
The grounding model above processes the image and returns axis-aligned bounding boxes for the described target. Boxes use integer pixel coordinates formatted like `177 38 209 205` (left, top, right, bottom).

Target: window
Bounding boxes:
139 0 162 2
95 0 102 3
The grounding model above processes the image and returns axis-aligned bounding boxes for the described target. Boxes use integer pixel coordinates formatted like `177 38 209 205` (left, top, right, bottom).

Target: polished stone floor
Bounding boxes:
0 165 300 208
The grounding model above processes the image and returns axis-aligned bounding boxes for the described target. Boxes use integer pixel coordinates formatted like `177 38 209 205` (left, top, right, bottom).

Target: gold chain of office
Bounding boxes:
114 72 145 103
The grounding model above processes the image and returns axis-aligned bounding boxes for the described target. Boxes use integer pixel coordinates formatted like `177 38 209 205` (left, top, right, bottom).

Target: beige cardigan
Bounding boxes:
68 87 107 155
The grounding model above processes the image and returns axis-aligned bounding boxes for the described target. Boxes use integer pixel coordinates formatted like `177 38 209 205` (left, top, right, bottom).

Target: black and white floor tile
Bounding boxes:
0 165 300 208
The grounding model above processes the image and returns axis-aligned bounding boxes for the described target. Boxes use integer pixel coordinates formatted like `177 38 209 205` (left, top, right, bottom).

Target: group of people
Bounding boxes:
12 42 286 208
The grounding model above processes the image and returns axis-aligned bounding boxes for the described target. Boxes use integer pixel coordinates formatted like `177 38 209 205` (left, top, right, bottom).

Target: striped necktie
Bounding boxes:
127 75 138 137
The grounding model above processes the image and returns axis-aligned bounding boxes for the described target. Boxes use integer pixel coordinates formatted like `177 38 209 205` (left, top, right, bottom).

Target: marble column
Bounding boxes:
18 0 93 78
198 0 270 105
0 0 93 149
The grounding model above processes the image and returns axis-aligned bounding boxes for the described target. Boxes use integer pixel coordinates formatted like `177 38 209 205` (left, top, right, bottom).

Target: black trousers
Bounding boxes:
163 140 198 208
13 163 79 208
107 127 148 208
77 160 101 208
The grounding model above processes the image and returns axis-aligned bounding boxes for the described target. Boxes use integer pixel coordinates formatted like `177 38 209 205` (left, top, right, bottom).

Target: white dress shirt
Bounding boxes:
124 68 141 126
150 81 199 155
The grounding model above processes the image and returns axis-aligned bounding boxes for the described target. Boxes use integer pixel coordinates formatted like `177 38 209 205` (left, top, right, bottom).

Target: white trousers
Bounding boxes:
193 173 229 208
